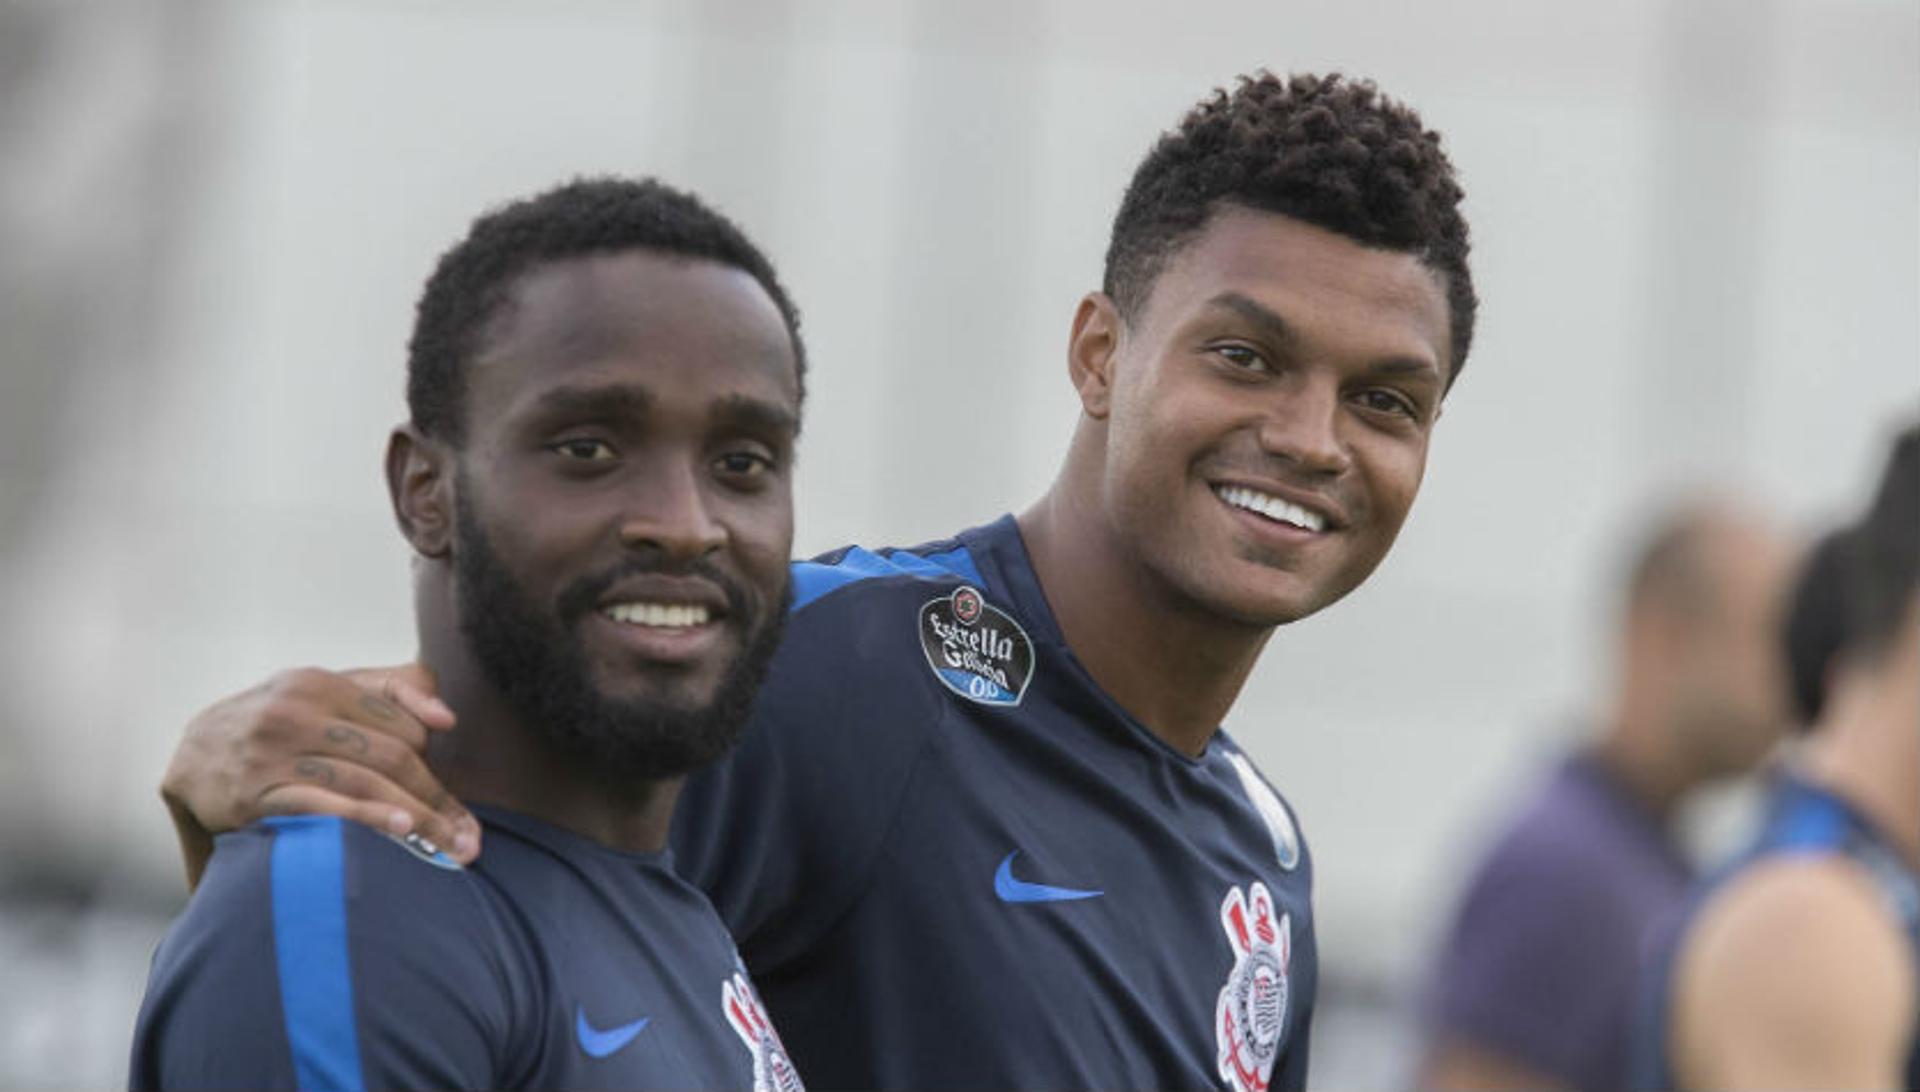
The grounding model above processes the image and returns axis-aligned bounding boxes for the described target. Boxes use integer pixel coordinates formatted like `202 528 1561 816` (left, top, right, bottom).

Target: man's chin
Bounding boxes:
1190 566 1354 628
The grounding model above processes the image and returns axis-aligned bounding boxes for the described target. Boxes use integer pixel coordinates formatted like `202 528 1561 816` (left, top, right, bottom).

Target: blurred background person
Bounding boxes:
1781 525 1860 728
1414 502 1797 1091
1640 420 1919 1090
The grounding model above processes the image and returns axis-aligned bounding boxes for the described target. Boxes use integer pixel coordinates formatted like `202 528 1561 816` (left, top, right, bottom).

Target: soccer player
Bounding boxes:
131 178 808 1089
1636 421 1919 1090
1416 504 1795 1092
157 72 1476 1090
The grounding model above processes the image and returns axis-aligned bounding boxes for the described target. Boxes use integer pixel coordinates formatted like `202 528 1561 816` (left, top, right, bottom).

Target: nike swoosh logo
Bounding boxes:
575 1006 650 1059
994 850 1103 903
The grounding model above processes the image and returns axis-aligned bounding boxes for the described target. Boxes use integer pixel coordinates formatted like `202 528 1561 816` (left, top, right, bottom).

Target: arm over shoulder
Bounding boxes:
131 817 526 1091
1672 855 1917 1090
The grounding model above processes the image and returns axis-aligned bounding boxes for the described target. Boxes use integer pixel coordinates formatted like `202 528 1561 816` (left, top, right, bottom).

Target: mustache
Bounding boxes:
554 557 762 628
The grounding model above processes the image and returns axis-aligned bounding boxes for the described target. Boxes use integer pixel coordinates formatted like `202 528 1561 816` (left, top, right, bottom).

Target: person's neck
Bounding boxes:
1804 654 1920 870
416 617 679 855
1018 485 1272 758
1590 683 1692 822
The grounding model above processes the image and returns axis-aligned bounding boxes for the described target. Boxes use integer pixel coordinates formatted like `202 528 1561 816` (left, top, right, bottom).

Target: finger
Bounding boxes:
264 756 479 862
349 663 455 732
326 669 433 751
330 725 480 856
388 662 456 730
257 783 413 837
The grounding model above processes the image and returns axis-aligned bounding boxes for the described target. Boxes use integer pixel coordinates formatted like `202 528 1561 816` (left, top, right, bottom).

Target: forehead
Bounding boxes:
1142 207 1452 372
469 250 799 420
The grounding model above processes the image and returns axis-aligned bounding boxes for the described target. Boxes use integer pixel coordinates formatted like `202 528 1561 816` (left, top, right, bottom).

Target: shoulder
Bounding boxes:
1467 767 1631 893
755 534 991 734
135 817 518 1089
788 533 984 618
198 815 505 959
1672 853 1918 1088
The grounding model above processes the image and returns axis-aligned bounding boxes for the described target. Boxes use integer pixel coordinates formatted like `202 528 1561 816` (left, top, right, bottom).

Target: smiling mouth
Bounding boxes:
599 601 714 629
1213 485 1329 533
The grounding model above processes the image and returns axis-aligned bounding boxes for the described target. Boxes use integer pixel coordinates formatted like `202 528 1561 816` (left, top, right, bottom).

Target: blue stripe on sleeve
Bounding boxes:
790 544 984 612
267 816 366 1092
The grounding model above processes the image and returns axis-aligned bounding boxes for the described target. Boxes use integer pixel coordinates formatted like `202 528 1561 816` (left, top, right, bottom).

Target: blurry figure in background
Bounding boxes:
1639 422 1920 1090
1781 525 1860 726
1415 503 1797 1091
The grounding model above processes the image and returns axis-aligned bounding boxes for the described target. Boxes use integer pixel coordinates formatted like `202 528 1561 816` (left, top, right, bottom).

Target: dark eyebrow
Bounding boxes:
1207 292 1297 349
1206 291 1441 385
710 393 800 441
529 383 653 423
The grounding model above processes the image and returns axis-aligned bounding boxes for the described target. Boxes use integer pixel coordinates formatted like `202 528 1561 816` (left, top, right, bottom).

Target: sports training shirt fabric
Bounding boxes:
131 807 798 1091
672 514 1318 1090
1420 751 1692 1091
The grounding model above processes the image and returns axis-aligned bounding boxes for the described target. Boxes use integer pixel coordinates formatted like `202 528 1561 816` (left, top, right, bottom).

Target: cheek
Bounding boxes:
1357 439 1428 530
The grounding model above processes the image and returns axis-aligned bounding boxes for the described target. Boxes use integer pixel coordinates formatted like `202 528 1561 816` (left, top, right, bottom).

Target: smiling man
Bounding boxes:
131 178 806 1090
157 72 1476 1089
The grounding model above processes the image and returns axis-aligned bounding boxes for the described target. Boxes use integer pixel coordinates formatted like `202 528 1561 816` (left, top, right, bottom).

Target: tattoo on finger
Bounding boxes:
295 758 336 787
325 723 371 756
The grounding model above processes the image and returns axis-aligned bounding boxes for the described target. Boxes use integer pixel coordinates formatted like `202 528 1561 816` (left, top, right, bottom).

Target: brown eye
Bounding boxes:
551 438 617 461
1214 345 1270 373
1356 389 1417 418
715 451 773 476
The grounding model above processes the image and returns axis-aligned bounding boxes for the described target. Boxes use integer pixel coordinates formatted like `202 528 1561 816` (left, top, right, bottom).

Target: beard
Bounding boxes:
451 497 788 789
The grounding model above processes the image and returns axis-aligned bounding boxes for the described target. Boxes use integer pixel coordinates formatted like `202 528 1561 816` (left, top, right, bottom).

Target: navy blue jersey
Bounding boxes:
672 515 1317 1090
1634 774 1920 1089
132 807 800 1091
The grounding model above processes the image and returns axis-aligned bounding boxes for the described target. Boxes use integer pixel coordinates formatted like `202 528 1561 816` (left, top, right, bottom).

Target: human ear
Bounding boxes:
385 425 453 558
1066 292 1123 420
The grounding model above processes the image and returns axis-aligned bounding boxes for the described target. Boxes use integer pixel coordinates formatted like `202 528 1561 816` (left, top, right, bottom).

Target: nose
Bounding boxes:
1256 375 1350 477
616 456 727 564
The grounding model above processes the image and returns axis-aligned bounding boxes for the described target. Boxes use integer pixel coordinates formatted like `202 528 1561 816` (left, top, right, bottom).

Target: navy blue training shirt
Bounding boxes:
1634 773 1920 1089
673 515 1318 1090
131 806 801 1091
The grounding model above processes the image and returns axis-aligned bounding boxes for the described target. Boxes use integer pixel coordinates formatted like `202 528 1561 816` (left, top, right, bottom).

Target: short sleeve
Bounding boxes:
131 816 527 1091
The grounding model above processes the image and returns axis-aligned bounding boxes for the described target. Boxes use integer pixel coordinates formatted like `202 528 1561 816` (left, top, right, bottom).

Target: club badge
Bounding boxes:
723 968 804 1092
1215 882 1291 1092
918 585 1034 706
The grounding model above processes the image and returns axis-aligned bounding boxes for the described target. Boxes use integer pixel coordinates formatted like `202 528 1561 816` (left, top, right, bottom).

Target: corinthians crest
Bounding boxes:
723 969 805 1092
1215 882 1291 1092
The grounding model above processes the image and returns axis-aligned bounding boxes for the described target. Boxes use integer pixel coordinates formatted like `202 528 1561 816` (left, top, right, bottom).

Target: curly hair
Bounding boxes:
407 176 805 444
1104 72 1476 382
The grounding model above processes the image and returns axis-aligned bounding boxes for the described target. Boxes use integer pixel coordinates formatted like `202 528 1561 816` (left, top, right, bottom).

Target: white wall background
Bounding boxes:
1 0 1914 1085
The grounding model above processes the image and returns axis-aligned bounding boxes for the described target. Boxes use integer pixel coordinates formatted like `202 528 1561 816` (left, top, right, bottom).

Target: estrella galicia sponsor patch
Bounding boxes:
383 830 464 871
919 585 1034 706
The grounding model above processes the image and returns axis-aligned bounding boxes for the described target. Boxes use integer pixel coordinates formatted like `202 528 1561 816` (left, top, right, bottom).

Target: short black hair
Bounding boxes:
1104 72 1476 383
407 176 805 444
1782 526 1858 723
1846 421 1920 660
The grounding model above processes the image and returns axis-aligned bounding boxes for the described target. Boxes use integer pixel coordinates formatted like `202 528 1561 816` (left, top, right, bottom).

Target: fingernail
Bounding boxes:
385 810 412 834
454 830 479 859
427 698 455 721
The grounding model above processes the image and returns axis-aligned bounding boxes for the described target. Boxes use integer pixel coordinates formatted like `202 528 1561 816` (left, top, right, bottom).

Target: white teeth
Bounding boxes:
1216 485 1327 532
602 602 712 628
